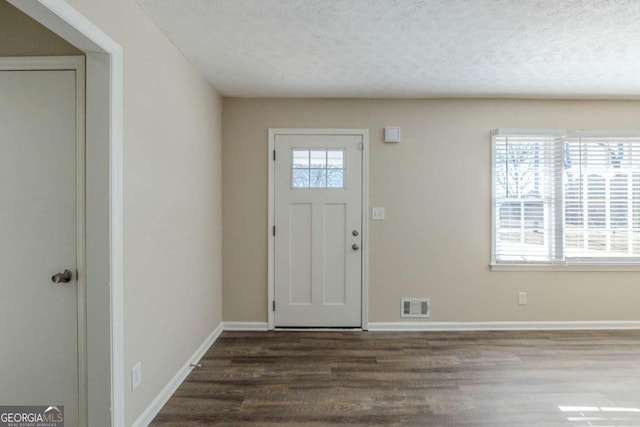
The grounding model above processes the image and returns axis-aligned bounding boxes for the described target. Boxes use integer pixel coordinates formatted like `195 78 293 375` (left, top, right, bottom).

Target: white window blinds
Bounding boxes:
493 133 564 263
492 130 640 266
564 136 640 260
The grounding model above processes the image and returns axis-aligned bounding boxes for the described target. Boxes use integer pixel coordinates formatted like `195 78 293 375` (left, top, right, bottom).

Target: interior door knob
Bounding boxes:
352 243 360 250
51 269 72 284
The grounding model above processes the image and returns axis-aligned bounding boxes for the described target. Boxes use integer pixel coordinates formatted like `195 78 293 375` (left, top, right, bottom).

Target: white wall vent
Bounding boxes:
401 298 430 318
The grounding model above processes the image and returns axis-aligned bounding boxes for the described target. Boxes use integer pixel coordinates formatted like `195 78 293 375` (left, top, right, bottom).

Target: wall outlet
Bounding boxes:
518 292 527 305
131 362 142 391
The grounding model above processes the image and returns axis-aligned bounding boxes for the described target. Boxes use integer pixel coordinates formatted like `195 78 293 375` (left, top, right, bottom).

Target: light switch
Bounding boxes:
372 207 385 220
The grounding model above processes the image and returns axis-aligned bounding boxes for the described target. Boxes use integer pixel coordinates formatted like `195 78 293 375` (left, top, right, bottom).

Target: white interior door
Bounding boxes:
0 69 80 425
274 133 363 327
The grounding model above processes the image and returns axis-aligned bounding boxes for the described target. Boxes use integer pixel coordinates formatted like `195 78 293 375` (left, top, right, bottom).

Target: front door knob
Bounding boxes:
352 243 360 251
51 269 72 284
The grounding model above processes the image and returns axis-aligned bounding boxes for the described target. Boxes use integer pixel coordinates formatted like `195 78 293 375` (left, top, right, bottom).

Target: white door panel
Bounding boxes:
0 70 79 426
324 203 347 305
274 134 362 327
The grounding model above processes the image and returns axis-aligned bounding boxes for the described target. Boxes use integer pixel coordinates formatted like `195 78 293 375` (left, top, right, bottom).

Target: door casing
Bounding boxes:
268 128 369 330
7 2 125 425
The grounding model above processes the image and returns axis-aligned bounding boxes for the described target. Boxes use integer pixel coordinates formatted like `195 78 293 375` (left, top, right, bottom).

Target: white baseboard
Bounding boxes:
132 322 224 427
222 320 640 332
223 321 269 331
367 321 640 331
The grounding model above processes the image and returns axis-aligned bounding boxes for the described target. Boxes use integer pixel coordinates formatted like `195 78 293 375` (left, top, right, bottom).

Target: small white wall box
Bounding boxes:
384 127 401 143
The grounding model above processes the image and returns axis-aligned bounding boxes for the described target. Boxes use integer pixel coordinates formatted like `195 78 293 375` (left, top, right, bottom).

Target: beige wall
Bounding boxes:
0 1 81 56
223 98 640 324
53 0 223 424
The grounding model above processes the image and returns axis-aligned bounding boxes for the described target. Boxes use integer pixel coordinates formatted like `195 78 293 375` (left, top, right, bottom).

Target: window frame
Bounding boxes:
491 128 640 271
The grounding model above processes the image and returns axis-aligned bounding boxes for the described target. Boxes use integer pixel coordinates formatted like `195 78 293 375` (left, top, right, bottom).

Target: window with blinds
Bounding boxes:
492 129 640 266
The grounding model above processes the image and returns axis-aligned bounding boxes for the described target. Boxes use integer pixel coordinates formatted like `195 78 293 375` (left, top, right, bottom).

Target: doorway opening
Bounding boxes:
8 1 124 425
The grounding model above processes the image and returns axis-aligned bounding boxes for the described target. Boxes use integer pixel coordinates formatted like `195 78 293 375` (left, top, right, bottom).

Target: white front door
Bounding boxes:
0 69 81 425
274 133 363 327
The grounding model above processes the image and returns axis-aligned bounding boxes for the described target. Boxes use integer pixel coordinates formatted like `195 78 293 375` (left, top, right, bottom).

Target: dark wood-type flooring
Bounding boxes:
151 330 640 426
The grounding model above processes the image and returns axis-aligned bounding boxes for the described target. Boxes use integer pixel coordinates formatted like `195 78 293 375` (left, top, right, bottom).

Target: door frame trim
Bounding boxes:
0 55 87 424
8 1 125 425
267 128 370 330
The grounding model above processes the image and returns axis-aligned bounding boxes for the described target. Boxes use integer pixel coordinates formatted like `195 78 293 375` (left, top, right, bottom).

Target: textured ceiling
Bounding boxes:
138 0 640 98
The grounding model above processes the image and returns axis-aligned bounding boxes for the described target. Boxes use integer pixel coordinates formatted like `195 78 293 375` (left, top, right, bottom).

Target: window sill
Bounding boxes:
490 263 640 272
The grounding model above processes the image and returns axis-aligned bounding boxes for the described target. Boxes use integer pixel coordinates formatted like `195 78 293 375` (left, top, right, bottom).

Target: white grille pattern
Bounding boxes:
401 298 430 318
